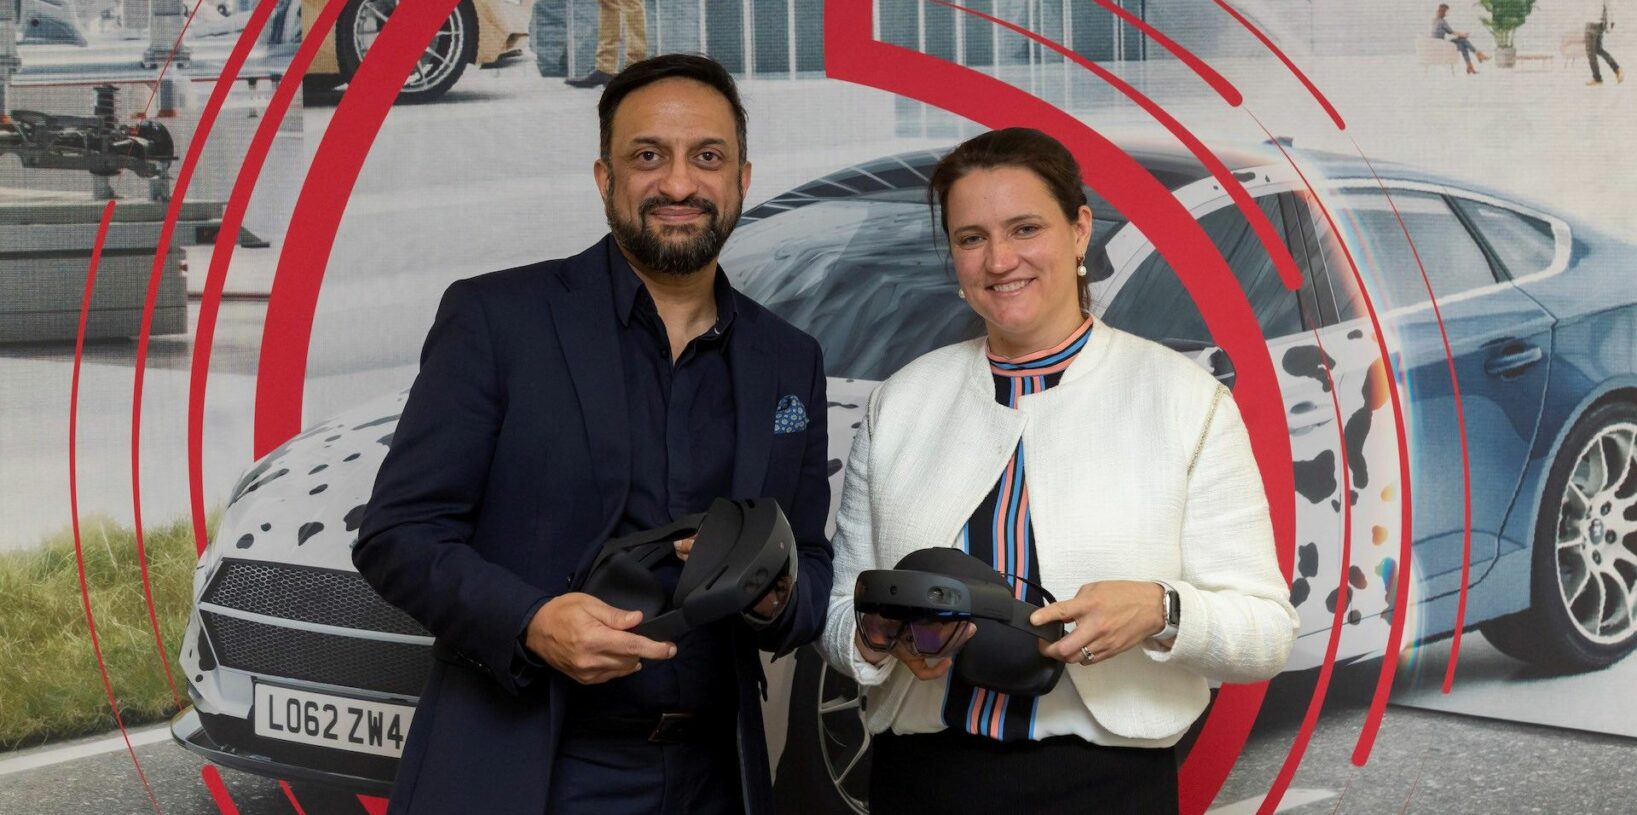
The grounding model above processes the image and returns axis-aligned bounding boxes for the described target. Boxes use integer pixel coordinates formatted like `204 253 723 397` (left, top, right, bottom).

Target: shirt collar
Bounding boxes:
607 237 739 337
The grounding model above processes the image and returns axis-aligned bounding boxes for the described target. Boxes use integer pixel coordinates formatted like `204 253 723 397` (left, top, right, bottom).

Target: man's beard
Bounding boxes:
605 181 742 278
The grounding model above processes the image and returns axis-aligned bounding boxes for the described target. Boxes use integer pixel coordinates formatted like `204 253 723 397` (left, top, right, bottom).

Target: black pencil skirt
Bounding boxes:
867 728 1179 815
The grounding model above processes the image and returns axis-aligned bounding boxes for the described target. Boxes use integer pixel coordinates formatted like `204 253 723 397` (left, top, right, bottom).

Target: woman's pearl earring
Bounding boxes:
1076 255 1088 278
957 288 967 300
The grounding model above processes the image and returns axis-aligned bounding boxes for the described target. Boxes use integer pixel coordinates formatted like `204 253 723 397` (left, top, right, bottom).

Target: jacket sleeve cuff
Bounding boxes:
1138 579 1204 664
509 594 553 686
850 648 899 686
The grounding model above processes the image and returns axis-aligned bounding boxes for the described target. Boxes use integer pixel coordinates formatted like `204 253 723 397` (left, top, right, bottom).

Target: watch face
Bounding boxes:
1166 589 1180 624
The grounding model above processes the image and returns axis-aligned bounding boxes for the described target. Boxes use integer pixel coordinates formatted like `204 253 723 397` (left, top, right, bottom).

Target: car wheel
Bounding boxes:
772 647 871 815
334 0 476 104
1482 399 1637 671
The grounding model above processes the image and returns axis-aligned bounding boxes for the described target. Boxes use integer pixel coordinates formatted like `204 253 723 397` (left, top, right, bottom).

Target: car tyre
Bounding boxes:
772 647 871 815
335 0 477 104
1481 399 1637 671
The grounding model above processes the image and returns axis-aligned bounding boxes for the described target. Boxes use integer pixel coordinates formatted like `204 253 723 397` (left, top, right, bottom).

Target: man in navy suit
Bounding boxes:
354 54 833 815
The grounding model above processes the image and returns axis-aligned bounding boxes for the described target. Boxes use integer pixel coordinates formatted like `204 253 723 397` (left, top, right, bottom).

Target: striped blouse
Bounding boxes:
889 316 1172 748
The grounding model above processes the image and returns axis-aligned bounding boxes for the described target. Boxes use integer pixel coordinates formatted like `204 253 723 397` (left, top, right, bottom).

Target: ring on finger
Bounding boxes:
1078 645 1096 665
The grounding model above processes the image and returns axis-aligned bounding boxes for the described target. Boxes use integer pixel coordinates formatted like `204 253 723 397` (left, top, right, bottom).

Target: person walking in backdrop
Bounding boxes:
1585 0 1624 86
567 0 649 88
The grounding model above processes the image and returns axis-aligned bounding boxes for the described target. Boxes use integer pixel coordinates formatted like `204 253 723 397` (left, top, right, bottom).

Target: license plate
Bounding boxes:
254 683 414 758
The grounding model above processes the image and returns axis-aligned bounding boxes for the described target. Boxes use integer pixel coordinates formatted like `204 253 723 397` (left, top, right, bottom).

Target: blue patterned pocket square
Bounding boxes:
773 395 809 434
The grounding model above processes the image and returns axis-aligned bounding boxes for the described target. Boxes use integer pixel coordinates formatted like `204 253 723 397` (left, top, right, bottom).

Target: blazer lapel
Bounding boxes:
546 239 631 532
729 306 777 499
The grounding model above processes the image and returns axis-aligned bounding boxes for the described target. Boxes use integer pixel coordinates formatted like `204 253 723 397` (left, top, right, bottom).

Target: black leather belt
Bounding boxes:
561 711 733 744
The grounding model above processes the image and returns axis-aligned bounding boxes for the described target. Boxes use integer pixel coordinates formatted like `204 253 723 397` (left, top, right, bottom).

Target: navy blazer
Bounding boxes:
354 236 834 815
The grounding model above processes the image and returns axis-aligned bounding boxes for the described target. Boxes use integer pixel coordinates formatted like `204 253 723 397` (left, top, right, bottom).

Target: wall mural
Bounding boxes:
1 0 1633 813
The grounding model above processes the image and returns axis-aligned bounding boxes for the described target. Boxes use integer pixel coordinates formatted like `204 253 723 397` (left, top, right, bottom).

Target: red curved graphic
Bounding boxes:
1243 122 1357 813
139 0 207 119
203 764 240 814
1248 119 1416 766
253 0 463 455
278 780 308 815
72 202 163 815
1348 138 1473 694
1255 326 1352 815
132 0 279 717
823 3 1293 811
186 0 348 552
1083 0 1242 106
930 1 1302 292
1210 0 1346 130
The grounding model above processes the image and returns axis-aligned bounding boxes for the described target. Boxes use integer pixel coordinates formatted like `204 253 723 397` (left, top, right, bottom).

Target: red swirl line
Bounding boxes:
1082 0 1242 105
278 780 308 815
253 0 463 455
1347 136 1473 695
140 0 208 119
1209 0 1346 130
186 0 348 553
929 0 1303 291
1246 114 1415 767
1247 123 1356 815
73 201 164 815
131 0 277 713
138 0 279 558
202 764 240 814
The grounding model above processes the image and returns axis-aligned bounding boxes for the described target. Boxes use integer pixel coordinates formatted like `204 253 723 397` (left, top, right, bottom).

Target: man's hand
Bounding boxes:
1029 580 1167 665
524 593 676 685
854 619 977 680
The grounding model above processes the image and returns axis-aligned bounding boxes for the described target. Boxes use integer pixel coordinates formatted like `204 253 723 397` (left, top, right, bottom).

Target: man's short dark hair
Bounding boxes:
598 54 749 163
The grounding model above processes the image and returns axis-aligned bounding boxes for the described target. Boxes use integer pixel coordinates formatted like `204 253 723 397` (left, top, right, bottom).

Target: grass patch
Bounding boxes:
0 517 206 752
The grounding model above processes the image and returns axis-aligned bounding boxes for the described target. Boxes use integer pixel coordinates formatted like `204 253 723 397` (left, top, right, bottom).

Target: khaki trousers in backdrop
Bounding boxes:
595 0 648 74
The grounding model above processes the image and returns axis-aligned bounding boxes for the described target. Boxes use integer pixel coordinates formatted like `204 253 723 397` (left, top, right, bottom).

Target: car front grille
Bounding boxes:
203 559 427 636
201 611 431 698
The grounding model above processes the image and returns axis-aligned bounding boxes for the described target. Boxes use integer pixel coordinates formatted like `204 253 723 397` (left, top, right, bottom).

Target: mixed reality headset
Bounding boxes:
582 497 796 642
855 547 1065 697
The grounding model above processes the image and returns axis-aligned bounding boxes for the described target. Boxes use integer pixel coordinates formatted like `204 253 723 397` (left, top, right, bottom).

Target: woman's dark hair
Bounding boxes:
927 127 1088 239
598 53 749 163
928 128 1093 311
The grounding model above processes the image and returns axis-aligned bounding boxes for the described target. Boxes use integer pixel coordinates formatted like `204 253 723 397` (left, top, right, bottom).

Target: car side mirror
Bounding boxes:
1207 347 1236 391
1159 338 1237 392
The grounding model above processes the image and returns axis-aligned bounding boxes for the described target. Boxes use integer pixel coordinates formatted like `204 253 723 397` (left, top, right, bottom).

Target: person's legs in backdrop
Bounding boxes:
619 0 647 69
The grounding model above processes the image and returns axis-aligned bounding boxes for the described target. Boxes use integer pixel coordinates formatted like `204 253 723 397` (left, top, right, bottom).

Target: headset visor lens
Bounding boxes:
855 606 968 656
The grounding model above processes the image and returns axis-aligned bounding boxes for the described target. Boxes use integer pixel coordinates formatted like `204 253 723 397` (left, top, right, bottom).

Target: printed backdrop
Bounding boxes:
1 1 1634 813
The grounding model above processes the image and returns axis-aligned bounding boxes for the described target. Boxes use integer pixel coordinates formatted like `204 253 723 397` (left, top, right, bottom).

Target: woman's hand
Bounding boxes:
1029 580 1166 664
854 616 977 680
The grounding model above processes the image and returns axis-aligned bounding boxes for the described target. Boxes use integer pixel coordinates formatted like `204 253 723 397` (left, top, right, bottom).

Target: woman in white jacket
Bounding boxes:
817 128 1298 814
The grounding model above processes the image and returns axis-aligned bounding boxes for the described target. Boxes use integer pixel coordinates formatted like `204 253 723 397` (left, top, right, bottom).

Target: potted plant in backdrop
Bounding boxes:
1477 0 1538 68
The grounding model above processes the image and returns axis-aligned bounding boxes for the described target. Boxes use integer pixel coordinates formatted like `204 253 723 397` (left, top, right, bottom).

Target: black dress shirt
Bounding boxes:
569 245 741 715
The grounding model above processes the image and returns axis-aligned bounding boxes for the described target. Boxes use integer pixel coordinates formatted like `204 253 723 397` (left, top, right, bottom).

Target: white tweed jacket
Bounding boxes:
817 323 1299 742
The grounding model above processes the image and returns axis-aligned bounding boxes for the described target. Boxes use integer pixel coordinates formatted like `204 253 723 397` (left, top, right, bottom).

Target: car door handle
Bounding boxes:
1484 343 1544 377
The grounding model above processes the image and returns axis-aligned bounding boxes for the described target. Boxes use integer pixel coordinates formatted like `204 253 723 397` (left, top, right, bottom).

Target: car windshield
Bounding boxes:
724 196 1124 381
724 198 975 381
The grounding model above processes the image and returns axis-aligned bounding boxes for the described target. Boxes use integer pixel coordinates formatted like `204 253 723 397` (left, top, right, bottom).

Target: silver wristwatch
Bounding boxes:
1153 580 1180 640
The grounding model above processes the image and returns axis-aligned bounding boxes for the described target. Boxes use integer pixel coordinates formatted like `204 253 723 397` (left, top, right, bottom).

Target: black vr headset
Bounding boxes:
855 548 1065 697
581 497 796 642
